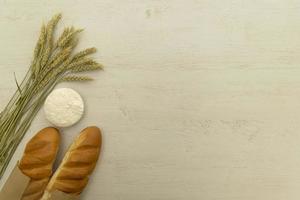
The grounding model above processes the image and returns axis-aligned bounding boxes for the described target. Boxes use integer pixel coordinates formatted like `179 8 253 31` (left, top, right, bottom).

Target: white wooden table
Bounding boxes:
1 1 300 199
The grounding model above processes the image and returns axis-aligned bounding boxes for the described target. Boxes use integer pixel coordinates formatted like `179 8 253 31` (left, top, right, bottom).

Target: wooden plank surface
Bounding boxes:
1 0 300 199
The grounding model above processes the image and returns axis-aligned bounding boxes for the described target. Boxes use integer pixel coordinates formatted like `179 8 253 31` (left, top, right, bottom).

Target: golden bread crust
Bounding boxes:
19 127 60 200
46 126 101 195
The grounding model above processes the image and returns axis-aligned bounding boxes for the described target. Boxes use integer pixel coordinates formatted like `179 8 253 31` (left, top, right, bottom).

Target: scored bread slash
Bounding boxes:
41 126 102 200
19 127 60 200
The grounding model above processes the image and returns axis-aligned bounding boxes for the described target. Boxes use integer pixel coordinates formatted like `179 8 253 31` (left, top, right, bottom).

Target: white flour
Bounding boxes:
44 88 84 127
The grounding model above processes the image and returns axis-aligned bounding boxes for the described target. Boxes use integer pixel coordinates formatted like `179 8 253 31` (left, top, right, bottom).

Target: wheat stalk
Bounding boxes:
0 14 102 178
62 75 93 82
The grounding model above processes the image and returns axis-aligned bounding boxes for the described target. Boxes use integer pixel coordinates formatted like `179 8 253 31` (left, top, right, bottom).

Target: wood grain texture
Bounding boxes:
1 0 300 199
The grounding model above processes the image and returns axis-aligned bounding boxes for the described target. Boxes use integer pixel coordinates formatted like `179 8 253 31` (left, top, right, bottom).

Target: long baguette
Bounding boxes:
41 126 102 199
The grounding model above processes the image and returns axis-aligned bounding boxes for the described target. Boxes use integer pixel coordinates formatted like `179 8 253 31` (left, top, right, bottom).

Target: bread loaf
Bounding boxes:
41 126 101 199
19 127 60 200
